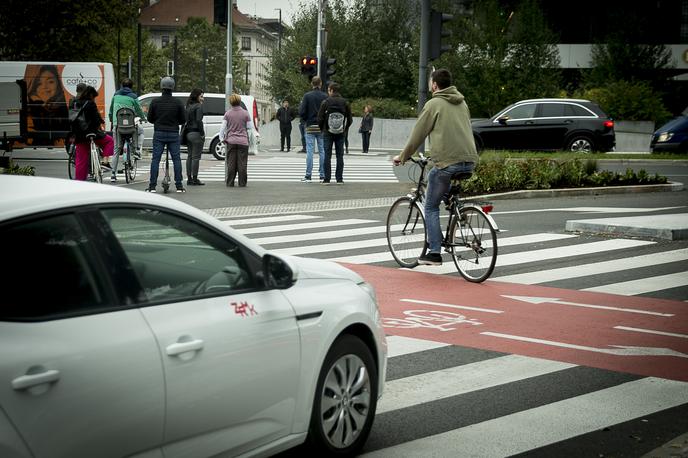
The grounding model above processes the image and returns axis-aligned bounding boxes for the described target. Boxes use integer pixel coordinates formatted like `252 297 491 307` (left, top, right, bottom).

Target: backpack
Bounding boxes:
69 101 89 135
327 111 345 135
116 107 137 136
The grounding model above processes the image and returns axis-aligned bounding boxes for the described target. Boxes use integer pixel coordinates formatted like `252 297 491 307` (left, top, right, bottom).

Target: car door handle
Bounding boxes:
564 119 574 124
166 339 204 356
12 369 61 390
525 120 535 125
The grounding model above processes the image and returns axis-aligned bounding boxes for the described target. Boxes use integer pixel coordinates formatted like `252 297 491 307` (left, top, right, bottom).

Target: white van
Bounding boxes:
0 61 116 148
138 92 260 160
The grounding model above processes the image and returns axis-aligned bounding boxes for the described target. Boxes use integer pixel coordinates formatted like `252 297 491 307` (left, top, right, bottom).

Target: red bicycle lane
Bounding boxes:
342 263 688 382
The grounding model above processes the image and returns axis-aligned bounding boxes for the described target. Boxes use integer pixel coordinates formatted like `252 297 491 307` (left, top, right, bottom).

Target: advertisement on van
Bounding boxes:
0 61 115 148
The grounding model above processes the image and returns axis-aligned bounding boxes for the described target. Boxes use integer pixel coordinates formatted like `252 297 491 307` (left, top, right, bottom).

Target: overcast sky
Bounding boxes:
235 0 301 25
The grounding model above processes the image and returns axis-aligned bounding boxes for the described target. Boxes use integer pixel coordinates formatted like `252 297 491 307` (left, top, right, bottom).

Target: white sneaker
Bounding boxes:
110 175 117 182
300 177 312 183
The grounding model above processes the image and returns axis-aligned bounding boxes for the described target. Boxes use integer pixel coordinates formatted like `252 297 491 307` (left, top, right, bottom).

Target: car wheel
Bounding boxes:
307 334 378 456
566 135 594 153
210 137 226 161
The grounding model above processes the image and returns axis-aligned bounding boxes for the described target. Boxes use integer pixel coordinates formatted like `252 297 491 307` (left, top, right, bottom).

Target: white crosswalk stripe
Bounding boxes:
198 156 399 183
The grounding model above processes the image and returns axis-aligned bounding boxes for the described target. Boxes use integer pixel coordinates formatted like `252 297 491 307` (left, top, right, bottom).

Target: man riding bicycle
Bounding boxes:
109 78 146 182
393 68 479 266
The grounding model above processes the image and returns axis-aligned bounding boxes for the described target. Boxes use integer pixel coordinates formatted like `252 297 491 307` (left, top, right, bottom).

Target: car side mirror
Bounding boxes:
497 116 509 125
262 253 297 289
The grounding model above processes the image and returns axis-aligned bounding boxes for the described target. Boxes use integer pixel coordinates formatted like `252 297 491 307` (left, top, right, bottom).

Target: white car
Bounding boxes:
138 92 260 160
0 175 386 458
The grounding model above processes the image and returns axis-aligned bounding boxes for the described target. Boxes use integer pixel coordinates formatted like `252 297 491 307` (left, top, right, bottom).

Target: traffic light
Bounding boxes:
214 0 227 26
429 10 453 60
301 56 317 80
321 56 336 80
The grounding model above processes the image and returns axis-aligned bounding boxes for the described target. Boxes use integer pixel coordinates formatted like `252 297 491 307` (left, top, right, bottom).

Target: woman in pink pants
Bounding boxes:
74 86 114 181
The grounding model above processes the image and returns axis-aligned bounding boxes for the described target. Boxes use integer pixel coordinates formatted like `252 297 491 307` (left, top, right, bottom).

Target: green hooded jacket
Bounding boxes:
109 93 147 127
399 86 478 169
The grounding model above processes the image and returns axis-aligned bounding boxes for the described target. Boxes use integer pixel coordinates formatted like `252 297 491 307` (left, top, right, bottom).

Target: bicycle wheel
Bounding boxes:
449 207 497 283
386 197 426 268
67 144 76 179
124 139 137 183
91 141 103 183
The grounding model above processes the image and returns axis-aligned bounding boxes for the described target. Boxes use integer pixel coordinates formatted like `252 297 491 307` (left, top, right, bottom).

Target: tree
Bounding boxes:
168 17 248 94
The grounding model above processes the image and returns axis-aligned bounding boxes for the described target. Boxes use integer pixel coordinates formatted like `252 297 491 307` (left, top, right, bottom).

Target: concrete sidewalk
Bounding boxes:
565 213 688 240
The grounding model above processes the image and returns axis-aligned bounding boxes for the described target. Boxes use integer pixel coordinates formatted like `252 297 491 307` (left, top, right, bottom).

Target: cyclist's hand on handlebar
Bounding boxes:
392 155 402 166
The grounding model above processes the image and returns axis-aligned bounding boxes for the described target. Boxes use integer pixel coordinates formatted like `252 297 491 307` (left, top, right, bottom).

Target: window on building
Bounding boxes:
242 37 251 51
161 35 170 48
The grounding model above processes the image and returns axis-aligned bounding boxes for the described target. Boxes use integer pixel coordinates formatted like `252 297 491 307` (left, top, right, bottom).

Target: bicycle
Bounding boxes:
386 152 499 283
115 107 140 184
86 133 104 183
67 135 76 179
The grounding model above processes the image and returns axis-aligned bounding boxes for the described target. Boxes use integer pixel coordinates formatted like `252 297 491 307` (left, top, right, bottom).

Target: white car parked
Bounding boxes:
0 175 386 458
138 92 260 160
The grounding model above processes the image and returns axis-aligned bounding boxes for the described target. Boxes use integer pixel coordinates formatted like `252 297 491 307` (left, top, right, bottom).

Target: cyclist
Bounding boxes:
73 85 114 181
392 68 478 266
109 78 146 182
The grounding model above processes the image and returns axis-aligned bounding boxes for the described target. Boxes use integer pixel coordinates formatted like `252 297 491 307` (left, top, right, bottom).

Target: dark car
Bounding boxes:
472 98 615 153
650 107 688 153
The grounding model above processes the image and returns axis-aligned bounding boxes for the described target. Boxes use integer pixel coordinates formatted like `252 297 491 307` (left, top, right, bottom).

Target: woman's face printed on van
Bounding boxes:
36 70 59 101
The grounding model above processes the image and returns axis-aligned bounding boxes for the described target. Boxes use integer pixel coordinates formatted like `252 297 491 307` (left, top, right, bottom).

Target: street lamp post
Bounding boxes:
274 8 282 52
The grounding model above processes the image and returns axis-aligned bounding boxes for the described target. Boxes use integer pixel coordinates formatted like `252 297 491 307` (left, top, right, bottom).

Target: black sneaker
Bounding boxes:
418 252 442 266
145 186 156 193
176 185 186 193
194 178 205 186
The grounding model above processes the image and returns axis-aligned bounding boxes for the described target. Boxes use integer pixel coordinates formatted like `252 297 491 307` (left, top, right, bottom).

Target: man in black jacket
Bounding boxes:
276 100 294 151
317 82 352 184
146 76 186 193
298 77 327 182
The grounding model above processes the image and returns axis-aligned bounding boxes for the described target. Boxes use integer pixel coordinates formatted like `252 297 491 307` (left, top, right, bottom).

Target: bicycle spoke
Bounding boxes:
387 197 426 268
451 207 497 282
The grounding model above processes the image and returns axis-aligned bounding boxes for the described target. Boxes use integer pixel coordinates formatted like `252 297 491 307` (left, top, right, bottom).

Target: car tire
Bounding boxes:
307 334 378 456
210 137 226 161
566 135 594 153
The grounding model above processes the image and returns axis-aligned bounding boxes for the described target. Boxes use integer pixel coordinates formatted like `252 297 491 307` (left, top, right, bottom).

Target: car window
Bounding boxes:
204 97 226 116
140 97 152 115
101 208 254 303
538 103 567 118
0 214 106 320
501 104 536 120
567 104 593 117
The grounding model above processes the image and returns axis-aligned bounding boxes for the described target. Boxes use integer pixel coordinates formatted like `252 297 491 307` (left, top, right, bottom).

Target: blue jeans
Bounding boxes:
150 130 183 187
305 131 325 179
425 162 475 253
323 132 345 182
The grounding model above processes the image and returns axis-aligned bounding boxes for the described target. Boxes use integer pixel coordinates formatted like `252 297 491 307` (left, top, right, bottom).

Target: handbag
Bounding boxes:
69 101 89 134
180 123 188 146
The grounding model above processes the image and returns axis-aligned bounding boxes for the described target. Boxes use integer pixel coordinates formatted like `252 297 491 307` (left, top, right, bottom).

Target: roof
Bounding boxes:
517 98 592 104
139 0 213 27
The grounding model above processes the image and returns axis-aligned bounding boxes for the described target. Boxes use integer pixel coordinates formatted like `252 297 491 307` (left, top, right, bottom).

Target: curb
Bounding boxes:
475 181 684 201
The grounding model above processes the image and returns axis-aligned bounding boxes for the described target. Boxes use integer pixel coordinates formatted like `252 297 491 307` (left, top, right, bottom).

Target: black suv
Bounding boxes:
472 98 615 153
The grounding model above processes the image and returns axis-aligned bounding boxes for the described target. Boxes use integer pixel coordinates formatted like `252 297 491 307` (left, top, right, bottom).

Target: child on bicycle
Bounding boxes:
73 85 114 181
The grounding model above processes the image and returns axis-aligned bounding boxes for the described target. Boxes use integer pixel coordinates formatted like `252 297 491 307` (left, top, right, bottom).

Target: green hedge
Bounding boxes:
576 80 671 124
350 98 416 119
459 157 667 195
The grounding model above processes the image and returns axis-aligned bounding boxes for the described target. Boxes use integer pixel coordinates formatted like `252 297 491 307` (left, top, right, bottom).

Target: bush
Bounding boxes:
577 80 671 124
350 98 416 119
459 157 666 195
1 163 35 175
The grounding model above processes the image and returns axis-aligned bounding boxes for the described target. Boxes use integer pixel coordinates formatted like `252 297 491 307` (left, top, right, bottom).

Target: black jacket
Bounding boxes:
185 102 205 136
299 89 328 126
75 100 105 142
276 106 295 125
148 91 186 132
317 93 353 133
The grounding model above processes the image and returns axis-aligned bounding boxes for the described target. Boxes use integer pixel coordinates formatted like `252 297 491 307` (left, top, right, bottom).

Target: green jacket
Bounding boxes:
399 86 478 169
109 93 146 127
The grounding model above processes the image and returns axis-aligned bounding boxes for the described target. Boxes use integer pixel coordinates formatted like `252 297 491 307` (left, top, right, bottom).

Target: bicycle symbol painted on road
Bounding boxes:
382 310 483 332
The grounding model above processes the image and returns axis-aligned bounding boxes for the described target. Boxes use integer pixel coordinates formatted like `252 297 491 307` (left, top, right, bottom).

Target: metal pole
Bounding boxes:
225 0 233 112
137 20 142 93
275 8 282 51
117 28 121 87
316 0 326 79
418 0 430 115
202 47 207 91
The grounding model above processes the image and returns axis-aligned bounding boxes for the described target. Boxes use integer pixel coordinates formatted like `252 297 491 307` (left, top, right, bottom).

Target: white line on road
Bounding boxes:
583 271 688 296
400 299 503 314
615 326 688 339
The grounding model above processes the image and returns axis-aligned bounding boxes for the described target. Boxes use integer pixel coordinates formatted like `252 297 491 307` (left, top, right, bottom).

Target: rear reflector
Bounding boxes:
604 120 614 128
481 205 493 214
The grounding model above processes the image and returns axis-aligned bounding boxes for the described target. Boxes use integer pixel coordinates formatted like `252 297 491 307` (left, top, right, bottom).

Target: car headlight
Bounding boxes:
657 132 674 142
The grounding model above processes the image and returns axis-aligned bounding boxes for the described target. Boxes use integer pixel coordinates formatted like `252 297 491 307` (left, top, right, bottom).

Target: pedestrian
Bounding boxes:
298 76 328 182
317 82 352 184
276 99 295 151
73 85 114 181
393 68 479 266
108 78 147 182
220 93 251 187
146 76 187 193
184 88 205 186
360 105 374 154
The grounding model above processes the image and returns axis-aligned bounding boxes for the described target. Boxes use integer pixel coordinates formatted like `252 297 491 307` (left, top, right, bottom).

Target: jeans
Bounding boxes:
323 132 345 182
424 161 475 253
279 123 292 150
150 130 183 187
185 131 204 180
361 131 371 153
304 131 325 179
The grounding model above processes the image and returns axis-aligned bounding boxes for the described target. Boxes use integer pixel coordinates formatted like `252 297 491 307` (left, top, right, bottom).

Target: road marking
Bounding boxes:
400 298 503 314
493 248 688 284
493 206 685 215
411 239 655 275
237 218 375 235
481 332 688 358
361 378 688 457
385 335 450 358
218 214 321 225
614 326 688 339
377 355 574 414
502 295 674 316
583 271 688 295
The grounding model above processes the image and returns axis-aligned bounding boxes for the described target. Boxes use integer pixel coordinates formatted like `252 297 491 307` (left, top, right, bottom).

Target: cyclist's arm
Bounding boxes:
398 105 436 164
